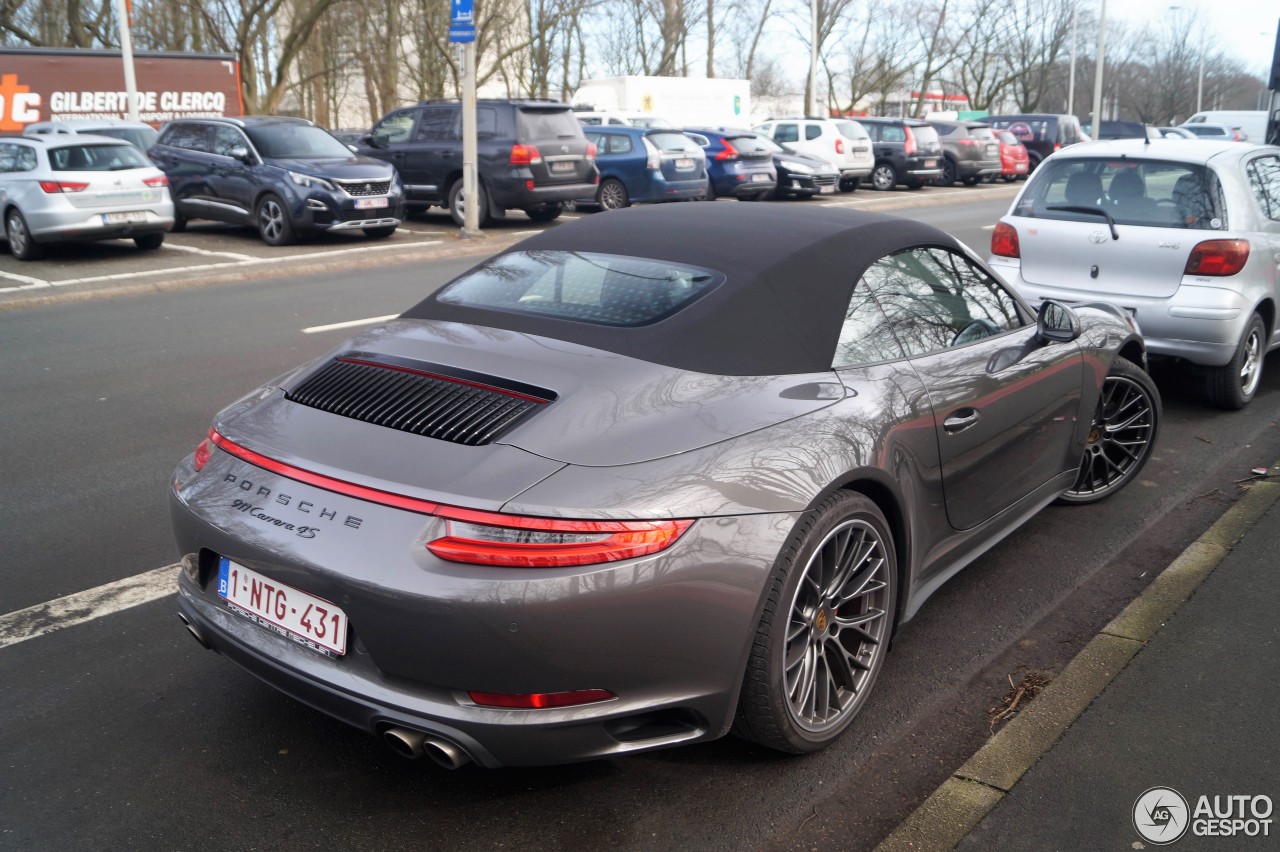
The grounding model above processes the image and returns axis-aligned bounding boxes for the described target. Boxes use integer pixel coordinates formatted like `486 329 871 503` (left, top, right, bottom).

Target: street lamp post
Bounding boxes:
1067 0 1079 115
1090 0 1107 132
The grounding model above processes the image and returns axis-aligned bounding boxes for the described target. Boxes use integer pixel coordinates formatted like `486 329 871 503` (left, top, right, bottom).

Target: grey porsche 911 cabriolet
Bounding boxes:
170 203 1159 768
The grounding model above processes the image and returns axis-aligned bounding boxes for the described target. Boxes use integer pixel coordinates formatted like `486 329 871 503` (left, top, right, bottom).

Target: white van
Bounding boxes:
1183 111 1266 142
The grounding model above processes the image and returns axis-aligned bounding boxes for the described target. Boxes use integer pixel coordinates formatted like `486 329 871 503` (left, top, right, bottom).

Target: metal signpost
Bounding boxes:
450 0 480 237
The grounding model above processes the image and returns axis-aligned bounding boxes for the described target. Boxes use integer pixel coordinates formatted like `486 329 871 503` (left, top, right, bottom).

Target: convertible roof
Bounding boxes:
402 204 959 376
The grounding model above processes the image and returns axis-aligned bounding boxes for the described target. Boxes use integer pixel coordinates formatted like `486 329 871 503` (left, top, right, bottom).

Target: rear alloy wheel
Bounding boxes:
363 225 397 239
134 233 164 250
937 157 957 186
448 179 492 228
597 179 629 211
1058 357 1160 504
256 194 295 246
735 491 896 753
870 163 897 191
6 209 42 260
1207 313 1266 410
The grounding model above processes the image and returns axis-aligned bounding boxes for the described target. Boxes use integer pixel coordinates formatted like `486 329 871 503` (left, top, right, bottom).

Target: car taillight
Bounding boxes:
39 180 89 193
192 431 214 471
585 141 597 161
835 138 844 155
143 176 169 187
509 143 542 165
715 138 740 161
427 505 694 568
903 125 916 156
957 138 978 146
642 137 662 170
1185 239 1249 276
1053 143 1061 151
991 222 1020 258
468 689 616 709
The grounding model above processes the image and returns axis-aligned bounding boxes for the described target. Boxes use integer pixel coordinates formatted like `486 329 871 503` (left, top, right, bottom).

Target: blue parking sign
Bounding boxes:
449 0 475 42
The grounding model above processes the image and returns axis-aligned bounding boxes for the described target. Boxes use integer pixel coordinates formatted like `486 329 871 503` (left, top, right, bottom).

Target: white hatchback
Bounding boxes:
989 139 1280 408
753 117 874 190
0 134 174 260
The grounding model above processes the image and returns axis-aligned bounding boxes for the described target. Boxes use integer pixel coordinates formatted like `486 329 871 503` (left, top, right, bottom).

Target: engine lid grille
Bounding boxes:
285 355 552 446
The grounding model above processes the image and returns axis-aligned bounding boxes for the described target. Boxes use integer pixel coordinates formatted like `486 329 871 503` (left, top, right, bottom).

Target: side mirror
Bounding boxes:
366 132 385 149
1036 300 1082 344
348 144 358 153
227 145 252 165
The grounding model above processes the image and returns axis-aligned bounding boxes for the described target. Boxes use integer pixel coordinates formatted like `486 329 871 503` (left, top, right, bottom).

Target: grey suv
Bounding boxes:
928 119 1001 185
357 99 598 227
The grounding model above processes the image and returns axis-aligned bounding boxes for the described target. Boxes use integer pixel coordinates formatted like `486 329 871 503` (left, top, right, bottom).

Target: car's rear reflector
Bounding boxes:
204 431 693 567
1185 239 1249 276
467 689 616 709
991 222 1020 258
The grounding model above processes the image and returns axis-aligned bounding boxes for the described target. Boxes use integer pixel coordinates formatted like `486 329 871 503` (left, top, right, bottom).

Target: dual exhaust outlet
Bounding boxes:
382 727 473 769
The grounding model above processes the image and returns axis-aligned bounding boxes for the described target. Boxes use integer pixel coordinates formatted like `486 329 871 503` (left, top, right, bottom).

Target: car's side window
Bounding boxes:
1245 155 1280 221
166 122 214 153
373 111 415 146
858 248 1023 359
775 123 799 143
881 124 906 144
415 109 460 142
0 143 15 172
805 124 822 141
608 135 633 154
211 125 247 157
832 283 904 368
477 107 498 139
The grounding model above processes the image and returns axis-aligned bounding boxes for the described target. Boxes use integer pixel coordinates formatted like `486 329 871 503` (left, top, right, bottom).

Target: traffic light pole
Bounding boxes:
460 40 480 238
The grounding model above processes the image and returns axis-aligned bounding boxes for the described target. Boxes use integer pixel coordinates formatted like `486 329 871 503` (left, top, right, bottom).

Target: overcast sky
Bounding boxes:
1108 0 1277 79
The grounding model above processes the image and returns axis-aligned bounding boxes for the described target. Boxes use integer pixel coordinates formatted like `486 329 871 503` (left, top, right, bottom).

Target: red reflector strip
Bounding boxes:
468 689 616 709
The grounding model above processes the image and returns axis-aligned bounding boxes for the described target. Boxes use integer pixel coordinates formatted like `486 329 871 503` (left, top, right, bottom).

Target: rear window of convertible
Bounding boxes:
433 251 723 327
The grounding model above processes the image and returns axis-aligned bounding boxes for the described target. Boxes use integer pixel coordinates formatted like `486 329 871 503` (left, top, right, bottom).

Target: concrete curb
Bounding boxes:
0 184 1020 313
873 466 1280 852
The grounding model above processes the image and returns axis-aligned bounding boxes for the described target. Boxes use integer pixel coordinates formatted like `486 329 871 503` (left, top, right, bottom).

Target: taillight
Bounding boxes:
427 505 693 568
991 222 1020 258
468 689 616 709
835 138 844 155
143 176 169 187
957 138 978 147
39 180 89 193
642 137 662 170
1053 143 1061 151
193 431 214 471
714 138 740 161
1185 239 1249 276
509 143 542 165
903 125 916 156
585 141 597 161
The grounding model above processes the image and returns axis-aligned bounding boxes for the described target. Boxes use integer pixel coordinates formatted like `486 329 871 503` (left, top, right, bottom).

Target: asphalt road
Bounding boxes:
3 195 1278 850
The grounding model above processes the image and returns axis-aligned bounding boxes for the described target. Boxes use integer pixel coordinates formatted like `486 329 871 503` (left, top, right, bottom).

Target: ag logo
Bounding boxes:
1134 787 1190 844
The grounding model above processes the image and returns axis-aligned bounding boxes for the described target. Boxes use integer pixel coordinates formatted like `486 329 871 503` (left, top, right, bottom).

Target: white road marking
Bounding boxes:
396 227 449 236
0 268 52 287
509 230 541 236
0 240 444 294
0 565 178 651
161 242 255 261
303 314 399 334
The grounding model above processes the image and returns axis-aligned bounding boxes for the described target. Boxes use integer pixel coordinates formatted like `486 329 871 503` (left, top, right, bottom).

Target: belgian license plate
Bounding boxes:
217 557 348 656
550 161 574 173
354 197 388 209
924 159 937 168
750 173 770 183
102 211 147 224
819 184 836 194
675 158 694 170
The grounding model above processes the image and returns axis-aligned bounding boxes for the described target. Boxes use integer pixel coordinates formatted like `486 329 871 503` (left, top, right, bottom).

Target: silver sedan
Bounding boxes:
0 133 174 260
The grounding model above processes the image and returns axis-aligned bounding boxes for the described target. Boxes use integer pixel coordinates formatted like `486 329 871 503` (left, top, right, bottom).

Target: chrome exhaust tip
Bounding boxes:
422 736 473 770
177 613 210 649
382 727 427 759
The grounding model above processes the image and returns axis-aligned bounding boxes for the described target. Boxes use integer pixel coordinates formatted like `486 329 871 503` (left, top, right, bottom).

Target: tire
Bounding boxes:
1001 175 1017 183
734 491 897 754
448 178 492 228
363 225 397 239
170 211 188 233
6 209 42 260
839 176 859 192
597 179 629 211
962 175 980 186
937 157 957 187
255 193 295 246
133 233 164 250
869 163 897 191
525 204 562 222
1058 356 1161 504
1207 313 1266 410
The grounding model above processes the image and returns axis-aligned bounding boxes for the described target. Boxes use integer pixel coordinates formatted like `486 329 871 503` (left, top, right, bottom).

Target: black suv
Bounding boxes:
854 117 944 190
984 114 1087 171
149 116 403 245
927 119 1002 186
357 99 598 227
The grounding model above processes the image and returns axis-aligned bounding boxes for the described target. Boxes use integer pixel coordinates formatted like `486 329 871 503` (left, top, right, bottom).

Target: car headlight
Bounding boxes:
785 162 814 175
288 171 336 192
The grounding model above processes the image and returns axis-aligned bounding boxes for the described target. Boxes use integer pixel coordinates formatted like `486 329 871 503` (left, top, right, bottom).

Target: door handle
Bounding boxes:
943 409 980 433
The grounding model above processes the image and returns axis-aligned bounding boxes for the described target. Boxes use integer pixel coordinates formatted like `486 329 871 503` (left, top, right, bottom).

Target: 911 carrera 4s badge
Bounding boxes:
222 472 364 535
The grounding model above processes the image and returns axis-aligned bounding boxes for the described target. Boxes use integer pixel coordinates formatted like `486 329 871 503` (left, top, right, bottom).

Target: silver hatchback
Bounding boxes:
0 134 175 260
989 139 1280 408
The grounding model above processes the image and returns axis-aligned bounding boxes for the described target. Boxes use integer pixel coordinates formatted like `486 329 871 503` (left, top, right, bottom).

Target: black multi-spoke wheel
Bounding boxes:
1059 356 1160 504
736 491 896 753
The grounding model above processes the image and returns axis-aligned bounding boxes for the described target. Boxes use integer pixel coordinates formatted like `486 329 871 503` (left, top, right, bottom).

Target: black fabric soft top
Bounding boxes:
401 204 960 376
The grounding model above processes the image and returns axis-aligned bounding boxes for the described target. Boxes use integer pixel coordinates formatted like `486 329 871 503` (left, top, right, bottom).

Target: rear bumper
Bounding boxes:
27 206 174 242
489 180 599 210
